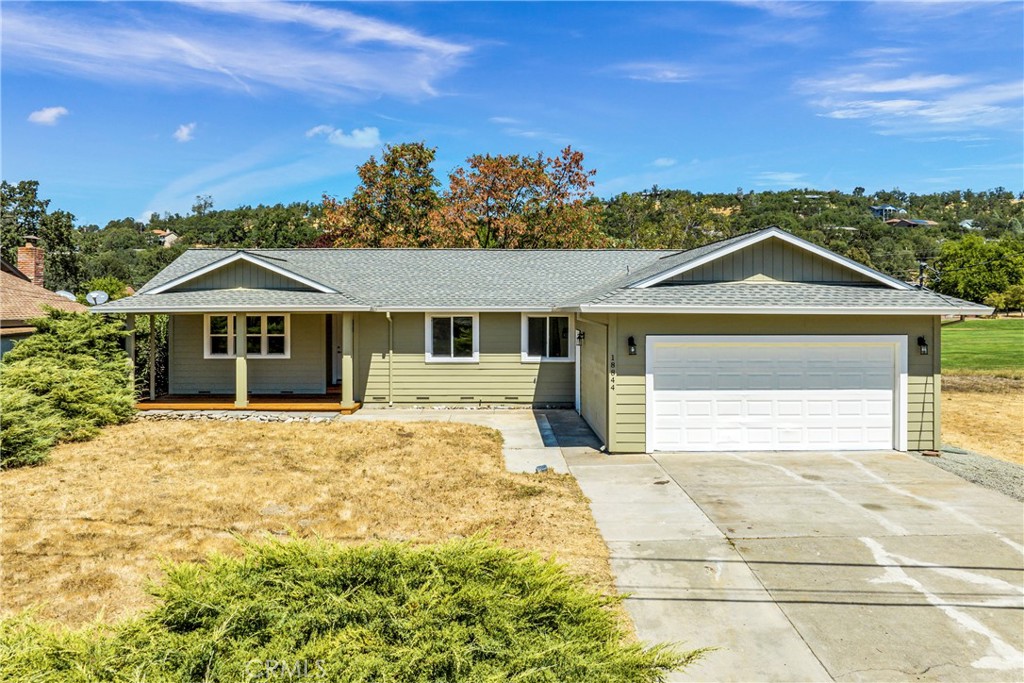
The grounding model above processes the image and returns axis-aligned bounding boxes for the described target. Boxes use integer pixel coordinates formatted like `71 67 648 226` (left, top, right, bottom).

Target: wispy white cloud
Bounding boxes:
2 2 469 100
731 1 826 19
306 125 381 149
652 157 677 168
27 106 68 125
797 51 1023 136
754 171 806 186
610 61 696 84
488 116 521 125
174 122 196 142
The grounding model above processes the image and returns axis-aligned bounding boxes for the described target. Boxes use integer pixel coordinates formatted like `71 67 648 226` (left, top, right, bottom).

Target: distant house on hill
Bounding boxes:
151 229 180 248
884 218 939 228
959 219 980 230
870 205 907 220
0 245 87 357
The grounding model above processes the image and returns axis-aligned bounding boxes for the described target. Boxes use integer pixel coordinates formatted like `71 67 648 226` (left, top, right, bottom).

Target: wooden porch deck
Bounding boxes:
136 387 360 413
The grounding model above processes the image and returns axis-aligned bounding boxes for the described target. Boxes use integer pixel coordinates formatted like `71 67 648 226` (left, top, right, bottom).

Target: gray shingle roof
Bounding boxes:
94 229 991 315
577 282 986 312
94 290 367 312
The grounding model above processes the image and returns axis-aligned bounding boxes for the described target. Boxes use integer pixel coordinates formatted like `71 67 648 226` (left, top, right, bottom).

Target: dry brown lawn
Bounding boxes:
1 420 614 626
942 375 1024 465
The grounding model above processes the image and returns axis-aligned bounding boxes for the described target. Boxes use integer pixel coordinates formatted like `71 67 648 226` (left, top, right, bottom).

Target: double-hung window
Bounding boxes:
204 313 290 359
521 314 573 362
425 313 478 363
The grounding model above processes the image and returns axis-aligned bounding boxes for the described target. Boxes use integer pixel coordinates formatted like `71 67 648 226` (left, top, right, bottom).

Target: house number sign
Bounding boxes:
609 353 616 390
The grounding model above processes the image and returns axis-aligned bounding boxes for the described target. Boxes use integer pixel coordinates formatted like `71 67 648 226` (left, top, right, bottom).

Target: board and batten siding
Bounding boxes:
173 260 315 291
604 314 941 453
168 314 326 394
666 237 875 284
354 312 574 405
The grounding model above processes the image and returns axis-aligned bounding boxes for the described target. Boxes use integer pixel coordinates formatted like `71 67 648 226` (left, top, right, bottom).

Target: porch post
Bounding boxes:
149 314 157 401
340 311 355 409
234 312 248 408
125 314 136 389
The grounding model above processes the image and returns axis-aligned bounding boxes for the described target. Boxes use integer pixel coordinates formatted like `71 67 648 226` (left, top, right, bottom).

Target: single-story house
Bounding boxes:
1 252 87 357
93 227 990 453
885 218 940 228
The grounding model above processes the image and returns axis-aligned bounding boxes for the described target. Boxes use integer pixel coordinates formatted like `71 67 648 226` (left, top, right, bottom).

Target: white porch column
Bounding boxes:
125 313 136 389
340 311 355 409
234 312 248 408
149 314 157 401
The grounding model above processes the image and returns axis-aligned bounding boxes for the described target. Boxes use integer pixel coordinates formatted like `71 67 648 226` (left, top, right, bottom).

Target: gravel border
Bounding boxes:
912 446 1024 502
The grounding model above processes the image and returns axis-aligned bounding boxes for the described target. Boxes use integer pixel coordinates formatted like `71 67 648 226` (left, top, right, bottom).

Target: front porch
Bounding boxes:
128 311 360 411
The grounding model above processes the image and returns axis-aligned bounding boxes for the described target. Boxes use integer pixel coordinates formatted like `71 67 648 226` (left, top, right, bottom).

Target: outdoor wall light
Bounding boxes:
576 330 585 346
917 336 929 355
627 336 637 355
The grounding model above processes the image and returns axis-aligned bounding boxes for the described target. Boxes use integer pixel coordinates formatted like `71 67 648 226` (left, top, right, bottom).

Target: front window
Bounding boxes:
204 314 290 359
425 314 478 362
522 314 573 362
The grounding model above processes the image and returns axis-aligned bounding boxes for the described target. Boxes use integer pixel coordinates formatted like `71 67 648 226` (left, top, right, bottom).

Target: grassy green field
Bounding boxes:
942 318 1024 373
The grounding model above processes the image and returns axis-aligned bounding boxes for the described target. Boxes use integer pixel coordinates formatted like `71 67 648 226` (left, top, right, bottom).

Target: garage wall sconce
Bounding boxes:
576 330 585 346
917 336 928 355
627 336 637 355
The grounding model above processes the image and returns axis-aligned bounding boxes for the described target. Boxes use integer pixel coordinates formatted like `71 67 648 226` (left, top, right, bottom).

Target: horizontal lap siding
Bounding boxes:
608 314 940 453
169 314 326 394
355 312 573 405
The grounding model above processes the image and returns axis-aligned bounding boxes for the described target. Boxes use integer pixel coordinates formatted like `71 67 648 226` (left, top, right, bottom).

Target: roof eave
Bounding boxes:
577 304 994 316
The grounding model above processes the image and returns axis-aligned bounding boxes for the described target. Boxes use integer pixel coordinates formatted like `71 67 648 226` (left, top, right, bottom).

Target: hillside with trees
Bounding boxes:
3 144 1022 305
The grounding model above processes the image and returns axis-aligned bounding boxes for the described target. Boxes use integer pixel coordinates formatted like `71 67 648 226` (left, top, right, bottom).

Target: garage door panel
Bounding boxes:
649 338 898 452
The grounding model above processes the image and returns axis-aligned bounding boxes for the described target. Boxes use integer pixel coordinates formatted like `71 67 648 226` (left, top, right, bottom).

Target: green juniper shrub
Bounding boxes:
0 309 133 467
0 536 709 682
0 388 63 468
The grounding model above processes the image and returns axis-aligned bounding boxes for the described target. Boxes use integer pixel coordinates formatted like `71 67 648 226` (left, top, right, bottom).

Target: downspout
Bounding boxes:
386 312 394 407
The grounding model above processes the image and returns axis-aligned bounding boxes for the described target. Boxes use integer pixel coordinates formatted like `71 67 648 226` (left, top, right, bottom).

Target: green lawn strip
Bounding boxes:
941 318 1024 373
0 536 708 683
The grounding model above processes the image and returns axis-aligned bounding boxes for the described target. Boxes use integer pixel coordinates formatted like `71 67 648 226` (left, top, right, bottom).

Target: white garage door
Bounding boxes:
647 336 904 451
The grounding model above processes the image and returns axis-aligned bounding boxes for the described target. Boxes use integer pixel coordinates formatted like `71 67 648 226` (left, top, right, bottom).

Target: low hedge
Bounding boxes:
0 536 705 682
0 309 134 468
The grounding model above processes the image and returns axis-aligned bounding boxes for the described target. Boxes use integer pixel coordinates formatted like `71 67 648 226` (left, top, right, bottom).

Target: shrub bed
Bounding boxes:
0 536 704 682
0 310 134 468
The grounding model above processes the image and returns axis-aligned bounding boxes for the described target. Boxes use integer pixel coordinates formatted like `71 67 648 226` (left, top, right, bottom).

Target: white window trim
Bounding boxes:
424 312 479 363
203 313 291 360
520 313 575 363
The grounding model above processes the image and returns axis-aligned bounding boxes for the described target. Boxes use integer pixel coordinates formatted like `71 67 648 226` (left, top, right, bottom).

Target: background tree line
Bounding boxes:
3 142 1023 304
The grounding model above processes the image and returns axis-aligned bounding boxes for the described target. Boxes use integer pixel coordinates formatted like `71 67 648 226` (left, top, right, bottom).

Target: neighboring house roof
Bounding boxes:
93 227 991 316
885 218 939 227
0 265 88 327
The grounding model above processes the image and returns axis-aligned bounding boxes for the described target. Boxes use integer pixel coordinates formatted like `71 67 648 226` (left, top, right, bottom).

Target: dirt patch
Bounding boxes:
1 420 613 626
942 373 1024 393
942 383 1024 466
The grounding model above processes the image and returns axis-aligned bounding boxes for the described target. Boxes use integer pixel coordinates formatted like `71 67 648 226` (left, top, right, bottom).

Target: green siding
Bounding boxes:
173 260 315 291
354 312 574 405
577 317 608 443
604 314 941 453
667 237 875 284
168 314 326 394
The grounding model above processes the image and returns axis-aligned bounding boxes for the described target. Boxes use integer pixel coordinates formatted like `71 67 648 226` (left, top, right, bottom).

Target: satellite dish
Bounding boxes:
85 290 110 305
55 290 77 302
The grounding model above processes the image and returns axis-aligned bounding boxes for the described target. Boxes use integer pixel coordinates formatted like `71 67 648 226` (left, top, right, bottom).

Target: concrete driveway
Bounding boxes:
567 449 1024 682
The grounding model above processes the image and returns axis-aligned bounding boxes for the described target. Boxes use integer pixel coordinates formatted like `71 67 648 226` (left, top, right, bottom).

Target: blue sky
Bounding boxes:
2 1 1022 227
